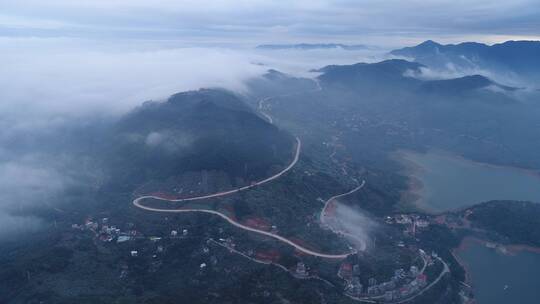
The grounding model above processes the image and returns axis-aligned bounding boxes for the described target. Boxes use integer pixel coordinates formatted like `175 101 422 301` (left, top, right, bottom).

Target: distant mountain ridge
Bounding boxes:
246 69 319 98
316 59 424 89
390 40 540 85
256 43 369 50
255 58 540 171
419 75 517 94
316 59 517 97
316 59 423 76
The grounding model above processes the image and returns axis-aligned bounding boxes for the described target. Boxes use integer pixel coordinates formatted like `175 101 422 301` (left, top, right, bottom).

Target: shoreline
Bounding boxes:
452 237 479 285
432 149 540 181
391 152 424 190
397 148 540 182
453 236 540 286
456 236 540 256
392 148 540 214
391 150 436 213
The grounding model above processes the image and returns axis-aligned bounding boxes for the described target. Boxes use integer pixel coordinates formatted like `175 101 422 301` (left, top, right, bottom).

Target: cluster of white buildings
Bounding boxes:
72 217 137 244
389 214 430 227
364 266 428 301
295 262 308 278
170 229 189 237
340 260 429 302
386 214 430 237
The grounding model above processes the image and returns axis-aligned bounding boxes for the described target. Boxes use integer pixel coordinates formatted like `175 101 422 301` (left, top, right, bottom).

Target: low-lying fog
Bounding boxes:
0 37 387 240
333 203 379 251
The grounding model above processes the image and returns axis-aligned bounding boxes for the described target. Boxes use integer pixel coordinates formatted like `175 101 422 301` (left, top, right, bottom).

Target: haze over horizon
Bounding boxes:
2 1 540 117
2 0 540 46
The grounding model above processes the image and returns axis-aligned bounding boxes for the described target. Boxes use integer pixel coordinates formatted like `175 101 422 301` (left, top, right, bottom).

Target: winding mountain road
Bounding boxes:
388 257 450 304
129 79 453 301
132 82 356 259
135 136 300 203
132 134 355 259
319 180 368 250
133 198 352 259
320 180 366 225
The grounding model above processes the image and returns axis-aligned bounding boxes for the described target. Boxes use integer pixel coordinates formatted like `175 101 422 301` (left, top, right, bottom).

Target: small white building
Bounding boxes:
117 236 131 243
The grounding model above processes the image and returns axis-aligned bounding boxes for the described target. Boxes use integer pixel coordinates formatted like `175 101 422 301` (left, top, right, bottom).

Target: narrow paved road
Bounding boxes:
349 254 449 303
320 180 366 226
133 198 353 259
320 180 369 251
131 134 356 259
257 78 321 125
135 136 300 203
132 132 352 258
389 257 450 304
132 82 355 259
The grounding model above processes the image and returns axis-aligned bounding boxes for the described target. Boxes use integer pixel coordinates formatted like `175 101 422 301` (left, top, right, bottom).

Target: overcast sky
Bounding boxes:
2 0 540 46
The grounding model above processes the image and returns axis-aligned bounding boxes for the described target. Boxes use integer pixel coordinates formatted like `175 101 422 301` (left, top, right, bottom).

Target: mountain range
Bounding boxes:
391 40 540 86
250 59 540 171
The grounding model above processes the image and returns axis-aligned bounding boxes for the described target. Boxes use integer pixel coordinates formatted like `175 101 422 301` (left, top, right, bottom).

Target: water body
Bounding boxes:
457 240 540 304
398 150 540 212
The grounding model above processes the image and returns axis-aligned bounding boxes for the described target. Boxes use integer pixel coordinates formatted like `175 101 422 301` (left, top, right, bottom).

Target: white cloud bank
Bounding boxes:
0 38 266 118
0 154 68 239
0 37 386 120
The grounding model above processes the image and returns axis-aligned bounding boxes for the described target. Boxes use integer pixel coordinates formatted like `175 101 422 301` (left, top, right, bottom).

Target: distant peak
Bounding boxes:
264 69 289 80
418 40 441 47
389 40 442 56
420 74 520 93
376 59 425 70
266 69 283 75
462 74 490 81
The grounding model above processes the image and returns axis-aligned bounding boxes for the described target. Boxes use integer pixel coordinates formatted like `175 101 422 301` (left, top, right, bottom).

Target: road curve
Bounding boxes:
319 180 368 250
132 83 353 259
320 180 366 225
135 136 301 203
132 134 353 259
388 257 450 304
133 197 352 259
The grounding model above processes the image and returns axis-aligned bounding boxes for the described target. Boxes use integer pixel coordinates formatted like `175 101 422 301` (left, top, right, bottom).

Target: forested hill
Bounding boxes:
104 89 295 191
467 201 540 247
